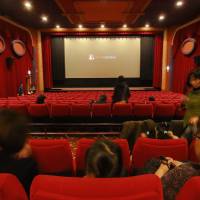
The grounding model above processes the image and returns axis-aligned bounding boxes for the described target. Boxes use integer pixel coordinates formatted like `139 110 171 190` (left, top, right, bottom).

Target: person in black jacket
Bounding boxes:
0 109 38 194
112 75 130 104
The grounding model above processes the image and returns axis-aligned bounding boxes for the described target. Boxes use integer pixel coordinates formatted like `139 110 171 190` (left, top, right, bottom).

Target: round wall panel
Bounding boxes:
12 40 26 57
0 35 6 54
181 38 196 56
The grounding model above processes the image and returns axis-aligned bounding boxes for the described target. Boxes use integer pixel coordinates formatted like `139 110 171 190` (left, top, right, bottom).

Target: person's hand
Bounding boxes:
189 116 199 125
14 143 32 159
181 95 189 103
165 157 183 167
140 133 147 138
167 131 179 139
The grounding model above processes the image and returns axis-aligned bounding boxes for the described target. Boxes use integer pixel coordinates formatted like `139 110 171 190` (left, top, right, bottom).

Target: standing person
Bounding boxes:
112 75 131 104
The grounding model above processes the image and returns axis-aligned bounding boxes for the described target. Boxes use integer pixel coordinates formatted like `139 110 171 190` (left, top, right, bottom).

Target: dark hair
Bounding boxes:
186 67 200 87
149 96 155 101
0 109 28 154
140 119 156 138
36 94 46 104
96 94 107 104
86 140 124 178
118 75 125 83
155 122 171 139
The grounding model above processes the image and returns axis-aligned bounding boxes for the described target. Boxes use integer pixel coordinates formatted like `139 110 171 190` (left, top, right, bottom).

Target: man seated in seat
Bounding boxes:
112 75 130 104
85 140 127 177
0 109 38 194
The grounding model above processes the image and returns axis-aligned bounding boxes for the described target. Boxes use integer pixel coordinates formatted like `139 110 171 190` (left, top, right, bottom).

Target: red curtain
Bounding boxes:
0 19 33 97
153 35 163 88
172 21 200 93
41 35 53 89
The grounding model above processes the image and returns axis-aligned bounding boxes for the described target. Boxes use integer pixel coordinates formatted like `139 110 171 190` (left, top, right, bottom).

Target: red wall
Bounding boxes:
0 19 33 97
172 21 200 93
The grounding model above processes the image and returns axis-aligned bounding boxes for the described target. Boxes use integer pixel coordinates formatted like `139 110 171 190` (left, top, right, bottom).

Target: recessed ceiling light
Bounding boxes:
145 23 150 28
78 24 83 28
176 1 184 7
56 24 60 29
41 15 48 22
158 14 165 21
24 1 32 10
101 24 105 28
123 24 127 28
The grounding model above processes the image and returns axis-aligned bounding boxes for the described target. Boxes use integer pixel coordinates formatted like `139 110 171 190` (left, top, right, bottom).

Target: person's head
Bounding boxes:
149 96 155 101
117 75 125 83
98 94 107 103
155 122 171 139
187 67 200 89
140 119 156 138
36 94 46 104
85 140 123 178
0 109 28 155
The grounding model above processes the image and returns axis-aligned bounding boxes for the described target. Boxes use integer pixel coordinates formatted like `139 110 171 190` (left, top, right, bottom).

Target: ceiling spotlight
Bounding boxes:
158 14 165 21
176 1 184 7
41 15 48 22
123 24 127 28
101 24 105 28
145 23 150 28
24 1 32 10
56 24 60 29
78 24 83 28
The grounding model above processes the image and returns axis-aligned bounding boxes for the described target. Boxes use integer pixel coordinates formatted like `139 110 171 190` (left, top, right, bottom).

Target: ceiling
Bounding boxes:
0 0 199 29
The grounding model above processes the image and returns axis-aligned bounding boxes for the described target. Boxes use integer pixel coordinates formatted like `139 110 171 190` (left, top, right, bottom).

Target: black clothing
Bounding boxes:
112 82 130 103
0 151 38 194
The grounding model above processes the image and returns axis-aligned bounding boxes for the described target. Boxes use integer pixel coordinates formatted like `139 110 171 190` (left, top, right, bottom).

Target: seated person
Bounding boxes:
138 156 200 200
90 94 107 104
36 94 46 104
112 75 130 104
85 140 126 178
0 109 38 194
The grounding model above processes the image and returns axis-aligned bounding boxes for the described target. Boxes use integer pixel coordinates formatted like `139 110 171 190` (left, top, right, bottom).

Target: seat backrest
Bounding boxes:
154 103 175 119
0 173 28 200
112 103 132 116
8 104 28 115
75 138 130 176
30 175 163 200
132 137 188 169
29 139 74 175
92 103 111 117
176 177 200 200
50 103 70 117
71 104 91 117
132 104 153 118
28 104 49 117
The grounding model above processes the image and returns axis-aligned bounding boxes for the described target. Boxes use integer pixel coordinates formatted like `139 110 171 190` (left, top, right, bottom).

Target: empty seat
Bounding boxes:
29 139 74 175
71 104 91 117
30 175 163 200
132 137 188 169
0 173 28 200
176 177 200 200
132 104 153 119
8 104 28 115
112 103 132 117
75 138 130 176
28 104 49 118
92 103 111 117
154 103 176 120
50 103 70 117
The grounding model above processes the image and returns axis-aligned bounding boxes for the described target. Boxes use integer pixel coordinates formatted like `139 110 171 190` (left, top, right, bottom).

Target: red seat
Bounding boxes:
71 104 91 117
29 139 74 175
30 175 163 200
75 138 130 176
132 104 153 119
175 103 186 119
50 103 70 117
132 137 188 169
112 103 132 117
0 173 28 200
8 104 28 115
176 177 200 200
28 104 49 117
92 104 111 117
154 103 176 120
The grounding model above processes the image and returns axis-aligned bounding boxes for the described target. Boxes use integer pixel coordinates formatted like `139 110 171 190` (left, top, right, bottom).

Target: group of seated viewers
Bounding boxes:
0 67 199 200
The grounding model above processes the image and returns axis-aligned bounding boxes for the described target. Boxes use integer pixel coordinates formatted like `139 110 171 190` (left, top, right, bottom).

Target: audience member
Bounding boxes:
0 109 37 194
112 75 130 104
36 94 46 104
85 140 126 178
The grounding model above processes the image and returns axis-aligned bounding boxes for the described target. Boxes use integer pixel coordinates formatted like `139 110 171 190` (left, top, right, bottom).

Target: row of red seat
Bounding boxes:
0 103 185 119
28 137 196 176
1 173 199 200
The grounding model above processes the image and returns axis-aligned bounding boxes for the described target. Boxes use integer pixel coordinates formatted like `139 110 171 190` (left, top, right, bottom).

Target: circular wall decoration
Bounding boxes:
181 38 196 56
12 40 26 57
0 35 6 54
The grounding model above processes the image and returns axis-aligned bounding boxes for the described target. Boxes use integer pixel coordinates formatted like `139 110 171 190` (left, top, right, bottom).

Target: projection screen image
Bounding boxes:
64 37 141 78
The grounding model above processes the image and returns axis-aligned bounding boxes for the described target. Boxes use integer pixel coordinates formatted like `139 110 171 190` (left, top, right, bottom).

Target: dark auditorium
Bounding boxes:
0 0 200 199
